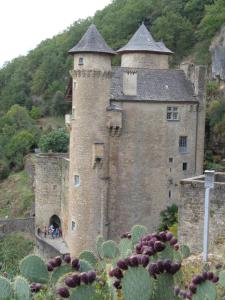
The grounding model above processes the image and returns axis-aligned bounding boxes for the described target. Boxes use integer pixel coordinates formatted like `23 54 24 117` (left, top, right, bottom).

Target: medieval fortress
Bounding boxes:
35 24 208 255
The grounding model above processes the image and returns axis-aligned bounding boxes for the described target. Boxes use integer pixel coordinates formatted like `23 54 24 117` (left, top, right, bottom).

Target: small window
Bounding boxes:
74 175 80 187
179 136 187 153
78 57 84 65
71 221 76 231
73 80 77 90
169 157 173 163
167 107 179 121
183 162 188 171
169 190 171 198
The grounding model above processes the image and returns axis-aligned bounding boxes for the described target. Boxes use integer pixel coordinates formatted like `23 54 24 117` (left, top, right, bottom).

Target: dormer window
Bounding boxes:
78 57 84 65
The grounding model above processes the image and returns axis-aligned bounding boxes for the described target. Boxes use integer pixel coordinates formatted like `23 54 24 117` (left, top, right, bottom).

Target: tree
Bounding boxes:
39 128 69 153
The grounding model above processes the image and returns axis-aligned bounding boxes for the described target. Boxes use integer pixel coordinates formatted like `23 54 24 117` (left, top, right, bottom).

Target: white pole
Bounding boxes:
203 187 210 262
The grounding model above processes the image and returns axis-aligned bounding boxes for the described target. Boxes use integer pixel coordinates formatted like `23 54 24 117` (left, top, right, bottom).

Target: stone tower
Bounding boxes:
66 25 116 255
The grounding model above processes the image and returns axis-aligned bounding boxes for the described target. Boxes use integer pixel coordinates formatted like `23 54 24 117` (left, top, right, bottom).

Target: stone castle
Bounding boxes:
35 24 206 255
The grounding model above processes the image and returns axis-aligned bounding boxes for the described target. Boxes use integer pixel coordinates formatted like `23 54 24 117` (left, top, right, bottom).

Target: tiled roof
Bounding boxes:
117 23 173 55
69 24 116 55
110 67 196 102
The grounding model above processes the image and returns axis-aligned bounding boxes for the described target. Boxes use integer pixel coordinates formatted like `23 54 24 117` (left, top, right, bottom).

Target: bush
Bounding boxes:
0 159 10 180
29 106 42 120
159 204 178 231
39 128 69 153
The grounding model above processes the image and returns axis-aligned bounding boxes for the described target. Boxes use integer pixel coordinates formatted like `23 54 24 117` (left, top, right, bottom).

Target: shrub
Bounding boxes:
29 106 42 120
0 159 10 180
39 128 69 153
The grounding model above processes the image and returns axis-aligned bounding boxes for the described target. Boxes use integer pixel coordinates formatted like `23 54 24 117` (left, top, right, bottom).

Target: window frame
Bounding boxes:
78 57 84 65
179 136 188 154
167 106 179 121
74 175 80 187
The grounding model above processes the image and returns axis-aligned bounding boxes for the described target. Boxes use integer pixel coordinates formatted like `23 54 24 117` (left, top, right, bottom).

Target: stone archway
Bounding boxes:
49 215 61 229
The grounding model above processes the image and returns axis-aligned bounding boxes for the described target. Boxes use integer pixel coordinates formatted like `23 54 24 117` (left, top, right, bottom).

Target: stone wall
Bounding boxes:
0 217 34 238
121 53 169 69
179 173 225 254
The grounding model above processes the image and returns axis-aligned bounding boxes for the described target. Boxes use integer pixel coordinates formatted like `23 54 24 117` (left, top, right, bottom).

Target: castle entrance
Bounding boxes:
49 215 61 228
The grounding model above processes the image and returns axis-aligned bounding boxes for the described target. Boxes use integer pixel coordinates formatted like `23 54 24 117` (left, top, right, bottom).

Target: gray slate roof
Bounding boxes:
117 24 173 55
69 24 116 55
110 67 196 102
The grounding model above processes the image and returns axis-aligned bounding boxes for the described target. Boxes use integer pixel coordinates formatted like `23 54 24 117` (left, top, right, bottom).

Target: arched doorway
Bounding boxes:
49 215 61 229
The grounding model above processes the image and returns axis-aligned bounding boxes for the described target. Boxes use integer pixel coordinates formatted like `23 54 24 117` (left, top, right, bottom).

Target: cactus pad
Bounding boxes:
122 266 153 300
96 235 104 259
152 273 179 300
79 259 94 272
119 238 133 258
20 255 49 283
0 276 13 299
219 270 225 288
69 285 95 300
14 276 31 300
192 281 216 300
79 250 98 268
131 225 148 245
102 240 119 259
51 264 73 284
179 245 190 258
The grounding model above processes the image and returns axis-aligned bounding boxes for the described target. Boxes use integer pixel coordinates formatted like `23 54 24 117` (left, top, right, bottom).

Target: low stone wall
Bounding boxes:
35 234 61 259
179 173 225 254
0 217 35 238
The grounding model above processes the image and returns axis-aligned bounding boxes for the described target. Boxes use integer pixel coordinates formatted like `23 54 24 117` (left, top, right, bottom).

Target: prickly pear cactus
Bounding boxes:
152 273 179 300
79 259 94 272
131 225 147 245
96 235 104 259
20 255 49 283
179 245 190 258
51 264 73 284
192 281 216 300
79 250 98 268
14 276 31 300
122 266 153 300
119 238 133 259
102 240 119 259
0 276 13 299
219 270 225 288
158 243 174 260
69 285 95 300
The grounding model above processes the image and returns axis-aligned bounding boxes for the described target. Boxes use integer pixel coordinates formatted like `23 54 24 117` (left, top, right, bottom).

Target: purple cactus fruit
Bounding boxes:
174 286 180 296
109 269 115 277
72 274 81 286
212 275 219 283
2 272 8 278
170 237 178 246
192 275 203 285
136 244 142 254
154 241 165 252
170 262 181 274
207 272 214 280
71 258 79 269
113 268 123 279
87 271 96 284
148 263 160 276
54 256 62 267
143 247 154 256
57 287 70 298
35 283 42 292
140 255 149 267
120 233 127 239
157 260 164 273
159 231 167 242
127 233 132 239
113 280 122 289
186 291 192 299
189 283 197 294
174 244 179 251
48 259 57 268
166 232 173 241
129 255 139 267
163 259 172 273
47 263 54 272
80 272 89 284
202 271 208 281
64 254 71 264
65 277 76 288
117 259 128 270
215 263 222 269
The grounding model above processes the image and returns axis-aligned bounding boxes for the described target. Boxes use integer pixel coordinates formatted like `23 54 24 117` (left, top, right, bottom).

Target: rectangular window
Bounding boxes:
179 136 187 153
78 57 84 65
74 175 80 187
167 106 179 121
169 157 173 163
71 221 76 231
183 162 188 171
169 190 171 198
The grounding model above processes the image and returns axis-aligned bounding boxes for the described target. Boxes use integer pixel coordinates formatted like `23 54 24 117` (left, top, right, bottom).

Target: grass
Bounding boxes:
0 170 34 218
0 232 34 277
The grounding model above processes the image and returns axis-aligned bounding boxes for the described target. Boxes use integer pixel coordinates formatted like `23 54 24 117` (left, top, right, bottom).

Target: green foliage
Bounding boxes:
14 276 31 300
102 240 119 259
0 276 13 299
20 255 49 283
29 106 42 120
39 128 69 153
159 204 178 231
79 250 98 268
0 233 34 277
131 224 148 246
0 159 10 180
122 266 153 300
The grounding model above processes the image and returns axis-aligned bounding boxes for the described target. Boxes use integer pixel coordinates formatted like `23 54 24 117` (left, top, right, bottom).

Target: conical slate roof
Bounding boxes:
117 23 173 54
69 24 116 55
